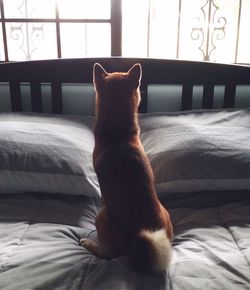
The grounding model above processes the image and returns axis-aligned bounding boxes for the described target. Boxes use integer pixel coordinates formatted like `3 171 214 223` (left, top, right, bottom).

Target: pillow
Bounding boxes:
139 109 250 196
0 113 100 196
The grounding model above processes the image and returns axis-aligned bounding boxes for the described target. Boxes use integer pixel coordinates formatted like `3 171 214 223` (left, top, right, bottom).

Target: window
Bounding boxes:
0 0 117 60
122 0 250 64
0 0 250 64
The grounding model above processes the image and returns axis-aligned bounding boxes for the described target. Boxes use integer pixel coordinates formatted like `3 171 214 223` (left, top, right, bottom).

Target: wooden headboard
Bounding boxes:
0 57 250 115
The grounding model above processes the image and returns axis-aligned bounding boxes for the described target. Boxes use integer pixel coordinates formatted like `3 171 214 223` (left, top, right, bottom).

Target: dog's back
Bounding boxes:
86 63 173 273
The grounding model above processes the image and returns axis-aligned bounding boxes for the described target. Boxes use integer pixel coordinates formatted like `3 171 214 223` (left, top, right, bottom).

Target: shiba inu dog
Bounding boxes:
80 63 173 274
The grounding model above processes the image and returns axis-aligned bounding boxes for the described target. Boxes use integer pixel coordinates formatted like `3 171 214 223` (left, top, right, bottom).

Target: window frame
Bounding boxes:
0 0 122 61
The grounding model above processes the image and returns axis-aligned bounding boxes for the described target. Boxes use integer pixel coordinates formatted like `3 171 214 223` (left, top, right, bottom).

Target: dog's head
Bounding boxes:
93 63 142 110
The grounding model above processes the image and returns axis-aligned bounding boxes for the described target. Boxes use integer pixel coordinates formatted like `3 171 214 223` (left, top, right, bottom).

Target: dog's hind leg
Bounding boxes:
80 207 127 259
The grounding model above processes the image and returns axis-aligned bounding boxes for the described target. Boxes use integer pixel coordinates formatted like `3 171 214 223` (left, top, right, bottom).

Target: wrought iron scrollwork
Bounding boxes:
10 0 45 60
191 0 227 61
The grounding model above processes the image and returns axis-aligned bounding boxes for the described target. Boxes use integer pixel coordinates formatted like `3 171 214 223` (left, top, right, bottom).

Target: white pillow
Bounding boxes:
140 109 250 196
0 113 100 196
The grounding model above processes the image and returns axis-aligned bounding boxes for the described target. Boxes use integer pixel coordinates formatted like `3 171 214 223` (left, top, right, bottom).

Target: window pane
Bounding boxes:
60 23 111 57
6 23 57 61
237 0 250 63
58 0 110 19
207 0 239 63
179 0 241 63
179 0 206 61
122 0 149 57
148 0 179 58
3 0 56 18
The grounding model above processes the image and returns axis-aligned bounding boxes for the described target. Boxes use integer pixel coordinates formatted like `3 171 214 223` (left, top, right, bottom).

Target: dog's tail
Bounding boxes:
131 228 172 274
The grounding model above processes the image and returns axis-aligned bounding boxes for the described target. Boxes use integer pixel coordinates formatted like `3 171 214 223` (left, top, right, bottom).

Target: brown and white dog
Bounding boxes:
80 63 173 274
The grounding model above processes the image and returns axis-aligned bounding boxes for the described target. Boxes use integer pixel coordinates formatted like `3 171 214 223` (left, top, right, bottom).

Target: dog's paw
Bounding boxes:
79 238 89 247
79 238 99 256
79 238 95 250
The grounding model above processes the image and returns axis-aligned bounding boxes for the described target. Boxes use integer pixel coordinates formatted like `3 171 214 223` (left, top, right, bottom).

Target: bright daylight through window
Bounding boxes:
0 0 249 64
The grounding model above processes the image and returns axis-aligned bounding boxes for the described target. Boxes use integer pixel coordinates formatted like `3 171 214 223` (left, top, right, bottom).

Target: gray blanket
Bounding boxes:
0 191 249 290
1 109 250 289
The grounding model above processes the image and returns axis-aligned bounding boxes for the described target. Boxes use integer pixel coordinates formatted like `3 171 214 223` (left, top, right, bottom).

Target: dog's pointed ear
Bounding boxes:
93 63 108 86
127 63 142 88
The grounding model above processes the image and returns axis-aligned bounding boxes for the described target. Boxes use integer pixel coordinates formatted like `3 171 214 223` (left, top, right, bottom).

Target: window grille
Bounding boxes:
122 0 250 65
0 0 249 64
0 0 121 61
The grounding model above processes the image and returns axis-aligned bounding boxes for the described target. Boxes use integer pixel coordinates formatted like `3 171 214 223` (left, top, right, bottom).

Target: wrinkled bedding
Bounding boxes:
1 109 250 289
0 191 249 290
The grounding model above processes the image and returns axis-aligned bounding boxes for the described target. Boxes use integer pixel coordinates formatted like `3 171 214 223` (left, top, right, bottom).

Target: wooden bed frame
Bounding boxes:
0 57 250 114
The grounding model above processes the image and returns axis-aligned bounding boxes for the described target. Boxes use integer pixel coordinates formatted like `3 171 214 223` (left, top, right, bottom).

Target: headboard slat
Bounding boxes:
139 83 148 113
9 81 22 111
30 82 42 113
223 83 236 108
51 82 63 114
182 83 193 110
202 84 214 109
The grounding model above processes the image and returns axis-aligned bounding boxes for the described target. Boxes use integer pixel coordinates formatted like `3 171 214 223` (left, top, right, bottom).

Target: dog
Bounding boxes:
80 63 173 274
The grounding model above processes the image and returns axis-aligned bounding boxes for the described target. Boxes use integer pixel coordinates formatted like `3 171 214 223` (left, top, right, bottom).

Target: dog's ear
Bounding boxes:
93 63 108 87
127 63 142 88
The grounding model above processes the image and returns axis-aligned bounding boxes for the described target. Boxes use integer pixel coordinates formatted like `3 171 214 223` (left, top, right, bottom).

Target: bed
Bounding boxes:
0 58 250 290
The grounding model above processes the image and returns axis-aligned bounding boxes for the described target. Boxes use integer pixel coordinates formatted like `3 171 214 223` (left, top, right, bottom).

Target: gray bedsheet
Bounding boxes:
0 191 249 290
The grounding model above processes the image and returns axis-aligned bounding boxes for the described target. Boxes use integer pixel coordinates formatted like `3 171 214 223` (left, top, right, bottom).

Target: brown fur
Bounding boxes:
80 63 173 273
